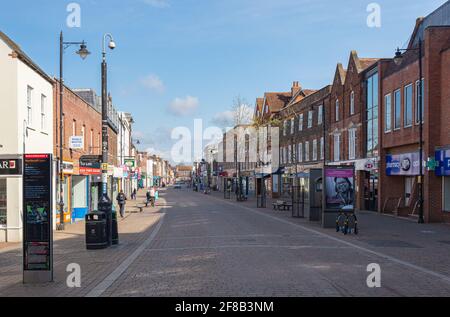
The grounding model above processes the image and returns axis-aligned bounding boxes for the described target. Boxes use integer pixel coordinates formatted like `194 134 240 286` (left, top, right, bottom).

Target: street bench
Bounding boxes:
273 200 292 211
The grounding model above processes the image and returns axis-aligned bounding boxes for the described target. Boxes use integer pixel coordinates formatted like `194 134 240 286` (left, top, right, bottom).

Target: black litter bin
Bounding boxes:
86 212 108 250
112 210 119 245
98 194 113 247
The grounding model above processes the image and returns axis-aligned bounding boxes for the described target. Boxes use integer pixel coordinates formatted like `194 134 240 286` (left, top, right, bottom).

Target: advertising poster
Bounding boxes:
324 166 355 211
23 154 53 275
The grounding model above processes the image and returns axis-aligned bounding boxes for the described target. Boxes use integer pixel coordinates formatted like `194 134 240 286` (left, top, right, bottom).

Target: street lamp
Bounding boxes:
393 38 425 224
101 33 116 197
57 31 90 231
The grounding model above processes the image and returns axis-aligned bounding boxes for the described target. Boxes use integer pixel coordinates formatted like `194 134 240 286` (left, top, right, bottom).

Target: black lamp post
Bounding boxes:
394 38 425 224
57 31 90 231
101 33 116 197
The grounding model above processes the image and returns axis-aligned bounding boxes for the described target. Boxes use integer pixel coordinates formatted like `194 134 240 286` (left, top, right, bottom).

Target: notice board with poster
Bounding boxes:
324 166 355 211
23 154 53 283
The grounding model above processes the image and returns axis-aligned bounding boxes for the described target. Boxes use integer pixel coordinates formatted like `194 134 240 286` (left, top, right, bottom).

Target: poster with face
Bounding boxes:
325 167 355 210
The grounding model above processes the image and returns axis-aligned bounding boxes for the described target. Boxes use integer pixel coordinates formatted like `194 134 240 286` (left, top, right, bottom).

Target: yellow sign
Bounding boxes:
102 163 109 171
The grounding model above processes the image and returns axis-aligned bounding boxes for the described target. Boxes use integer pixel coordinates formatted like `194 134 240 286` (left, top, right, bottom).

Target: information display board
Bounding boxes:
23 154 53 283
324 166 355 211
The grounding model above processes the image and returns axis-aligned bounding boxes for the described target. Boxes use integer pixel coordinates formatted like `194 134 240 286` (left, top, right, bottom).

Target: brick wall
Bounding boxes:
53 82 102 173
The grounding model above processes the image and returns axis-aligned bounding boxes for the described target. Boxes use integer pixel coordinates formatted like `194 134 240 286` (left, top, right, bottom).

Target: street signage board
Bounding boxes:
386 152 422 176
80 155 102 175
69 136 84 150
124 158 136 169
435 149 450 176
0 157 22 175
23 154 53 283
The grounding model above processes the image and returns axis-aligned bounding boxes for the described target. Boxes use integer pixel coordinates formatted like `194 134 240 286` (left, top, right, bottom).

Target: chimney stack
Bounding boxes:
291 81 301 97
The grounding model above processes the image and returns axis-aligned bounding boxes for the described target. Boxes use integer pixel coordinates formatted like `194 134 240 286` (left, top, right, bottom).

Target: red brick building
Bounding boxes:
380 15 450 223
254 83 303 198
328 52 380 211
53 83 102 222
54 85 120 222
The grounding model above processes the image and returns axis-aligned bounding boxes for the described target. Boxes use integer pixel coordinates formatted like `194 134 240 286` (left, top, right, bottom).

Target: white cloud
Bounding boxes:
142 0 170 8
140 74 165 93
168 96 199 117
211 110 235 128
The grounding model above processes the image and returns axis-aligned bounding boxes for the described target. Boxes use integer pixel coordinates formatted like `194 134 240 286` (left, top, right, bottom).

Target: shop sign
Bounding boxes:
324 166 355 211
124 159 136 169
79 156 101 175
0 158 22 175
69 136 84 150
23 154 53 283
114 167 123 178
62 161 74 175
435 149 450 176
386 152 421 176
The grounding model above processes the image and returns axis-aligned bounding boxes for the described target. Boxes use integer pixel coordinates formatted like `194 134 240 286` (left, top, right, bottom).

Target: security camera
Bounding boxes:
109 40 116 50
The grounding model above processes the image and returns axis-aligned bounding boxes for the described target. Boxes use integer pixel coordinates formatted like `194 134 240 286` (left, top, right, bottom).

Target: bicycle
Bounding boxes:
336 211 358 235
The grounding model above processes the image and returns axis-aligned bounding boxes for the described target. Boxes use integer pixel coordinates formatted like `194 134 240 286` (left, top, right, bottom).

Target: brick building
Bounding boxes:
277 84 321 198
53 82 103 222
379 5 450 223
254 84 300 198
327 52 380 211
71 89 120 212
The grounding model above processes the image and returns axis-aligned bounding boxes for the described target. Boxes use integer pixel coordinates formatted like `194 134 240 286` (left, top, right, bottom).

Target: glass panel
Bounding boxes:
0 179 6 226
444 177 450 212
395 90 401 129
404 85 413 126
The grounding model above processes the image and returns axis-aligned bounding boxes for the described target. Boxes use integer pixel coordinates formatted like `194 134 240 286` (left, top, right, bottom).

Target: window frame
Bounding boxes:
415 78 425 125
318 105 323 125
394 89 401 131
348 128 357 160
27 86 33 126
305 141 310 162
40 94 46 131
299 114 304 131
384 93 392 133
350 91 355 115
298 143 303 163
312 139 318 161
308 111 313 129
404 83 413 128
334 134 341 162
335 99 339 122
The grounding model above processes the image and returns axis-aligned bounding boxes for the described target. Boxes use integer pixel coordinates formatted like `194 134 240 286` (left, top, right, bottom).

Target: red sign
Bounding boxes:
79 167 101 175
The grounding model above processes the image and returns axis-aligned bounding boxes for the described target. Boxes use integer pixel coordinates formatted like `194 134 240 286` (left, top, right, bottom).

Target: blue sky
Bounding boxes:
0 0 447 161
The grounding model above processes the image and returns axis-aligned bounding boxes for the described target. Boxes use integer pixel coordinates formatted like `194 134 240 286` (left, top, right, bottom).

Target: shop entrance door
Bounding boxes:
364 172 378 211
405 177 414 206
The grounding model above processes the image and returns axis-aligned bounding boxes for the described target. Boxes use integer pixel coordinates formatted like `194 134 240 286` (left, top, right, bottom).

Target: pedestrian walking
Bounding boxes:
116 190 127 218
146 189 151 207
149 186 156 207
131 188 137 200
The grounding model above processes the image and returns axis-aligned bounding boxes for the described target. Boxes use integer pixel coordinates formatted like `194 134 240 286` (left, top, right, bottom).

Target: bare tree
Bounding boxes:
232 95 252 126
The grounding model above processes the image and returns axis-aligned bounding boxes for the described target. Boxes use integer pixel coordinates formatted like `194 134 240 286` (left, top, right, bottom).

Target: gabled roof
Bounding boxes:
263 92 292 113
349 50 379 73
0 30 53 84
409 1 450 48
332 63 347 87
286 88 317 107
255 98 264 112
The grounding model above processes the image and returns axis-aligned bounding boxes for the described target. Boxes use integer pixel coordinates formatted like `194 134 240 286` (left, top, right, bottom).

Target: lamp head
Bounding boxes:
394 48 403 66
108 40 116 50
76 42 90 60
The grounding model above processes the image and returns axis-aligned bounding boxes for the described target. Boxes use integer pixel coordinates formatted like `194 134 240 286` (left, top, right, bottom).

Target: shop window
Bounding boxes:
443 177 450 212
0 179 6 227
404 84 413 127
